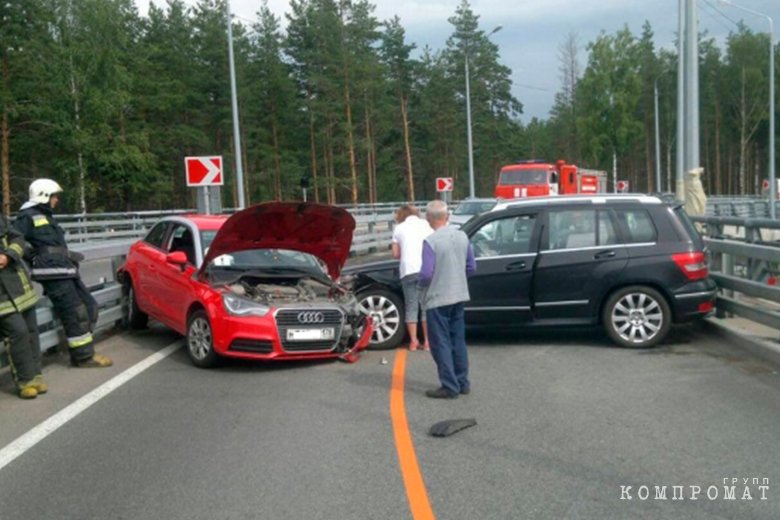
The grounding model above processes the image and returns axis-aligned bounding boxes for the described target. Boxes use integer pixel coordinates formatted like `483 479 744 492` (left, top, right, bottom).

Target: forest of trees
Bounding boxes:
1 0 778 214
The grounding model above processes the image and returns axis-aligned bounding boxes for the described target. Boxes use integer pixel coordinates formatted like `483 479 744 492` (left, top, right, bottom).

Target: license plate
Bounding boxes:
286 328 335 341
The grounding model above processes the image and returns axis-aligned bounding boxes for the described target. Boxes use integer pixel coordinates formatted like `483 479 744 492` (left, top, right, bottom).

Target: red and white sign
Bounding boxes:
185 156 224 187
436 177 454 192
616 180 629 193
763 179 770 191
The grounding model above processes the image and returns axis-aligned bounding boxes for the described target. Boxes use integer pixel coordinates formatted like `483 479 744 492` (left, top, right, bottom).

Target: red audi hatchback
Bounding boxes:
117 203 373 368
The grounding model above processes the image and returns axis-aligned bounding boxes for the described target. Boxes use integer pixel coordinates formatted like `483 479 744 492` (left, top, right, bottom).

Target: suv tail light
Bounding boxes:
672 251 708 280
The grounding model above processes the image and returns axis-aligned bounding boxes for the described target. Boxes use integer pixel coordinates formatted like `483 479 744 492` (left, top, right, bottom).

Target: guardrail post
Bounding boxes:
718 251 734 319
367 220 376 254
745 221 767 283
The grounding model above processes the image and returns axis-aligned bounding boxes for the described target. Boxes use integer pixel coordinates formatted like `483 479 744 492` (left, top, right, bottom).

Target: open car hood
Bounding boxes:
201 203 356 279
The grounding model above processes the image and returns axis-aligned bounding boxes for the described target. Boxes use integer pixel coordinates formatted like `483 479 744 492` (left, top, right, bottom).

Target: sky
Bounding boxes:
134 0 780 122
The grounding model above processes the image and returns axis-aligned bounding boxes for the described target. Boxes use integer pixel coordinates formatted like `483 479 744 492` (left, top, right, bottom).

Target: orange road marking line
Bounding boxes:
390 349 436 520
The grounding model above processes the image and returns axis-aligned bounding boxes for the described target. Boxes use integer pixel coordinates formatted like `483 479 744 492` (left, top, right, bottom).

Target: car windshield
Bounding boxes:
453 201 496 215
200 230 218 253
498 168 548 185
208 248 326 274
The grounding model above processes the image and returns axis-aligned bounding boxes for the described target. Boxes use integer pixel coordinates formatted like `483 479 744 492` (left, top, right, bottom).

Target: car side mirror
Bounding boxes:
166 251 188 267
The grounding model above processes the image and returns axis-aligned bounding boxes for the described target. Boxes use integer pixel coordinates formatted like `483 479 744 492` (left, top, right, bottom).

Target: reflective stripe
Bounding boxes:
67 333 94 348
8 243 23 257
31 267 77 276
0 291 38 316
33 215 49 227
19 270 33 294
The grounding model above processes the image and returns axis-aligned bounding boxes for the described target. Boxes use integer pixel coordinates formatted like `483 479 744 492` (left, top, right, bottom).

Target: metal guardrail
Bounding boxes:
52 204 418 243
692 215 780 331
705 196 780 219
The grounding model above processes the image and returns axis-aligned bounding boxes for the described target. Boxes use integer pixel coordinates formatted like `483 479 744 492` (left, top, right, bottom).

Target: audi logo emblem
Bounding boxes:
297 311 325 324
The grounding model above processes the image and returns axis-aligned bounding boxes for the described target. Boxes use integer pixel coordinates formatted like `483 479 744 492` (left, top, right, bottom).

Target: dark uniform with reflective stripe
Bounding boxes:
15 204 97 363
0 216 41 387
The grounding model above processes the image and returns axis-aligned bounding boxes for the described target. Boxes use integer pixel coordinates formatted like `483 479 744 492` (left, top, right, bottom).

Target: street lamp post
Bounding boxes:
654 79 662 193
465 26 502 200
720 0 775 218
226 0 246 209
465 54 475 199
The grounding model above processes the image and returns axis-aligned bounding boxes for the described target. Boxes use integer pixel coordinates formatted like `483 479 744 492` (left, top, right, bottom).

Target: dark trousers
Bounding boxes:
1 307 41 385
42 278 97 361
426 303 469 394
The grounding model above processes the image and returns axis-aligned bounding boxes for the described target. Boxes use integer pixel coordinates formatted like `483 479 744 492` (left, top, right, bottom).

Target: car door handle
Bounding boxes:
505 261 526 271
594 250 617 259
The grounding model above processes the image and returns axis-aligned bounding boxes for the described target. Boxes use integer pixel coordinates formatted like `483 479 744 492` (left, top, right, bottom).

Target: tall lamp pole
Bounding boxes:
654 79 662 192
226 0 246 209
720 0 775 218
465 25 502 200
676 0 686 201
465 54 475 199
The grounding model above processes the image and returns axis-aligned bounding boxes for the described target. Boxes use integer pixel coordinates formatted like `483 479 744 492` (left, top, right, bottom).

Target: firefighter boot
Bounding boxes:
72 353 113 368
32 375 48 394
18 381 38 400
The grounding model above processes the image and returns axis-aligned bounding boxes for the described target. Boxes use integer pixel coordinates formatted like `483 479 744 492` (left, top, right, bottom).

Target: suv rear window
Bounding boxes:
673 206 704 248
615 209 657 243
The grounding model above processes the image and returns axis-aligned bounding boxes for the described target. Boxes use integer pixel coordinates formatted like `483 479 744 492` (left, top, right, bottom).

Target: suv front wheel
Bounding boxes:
603 286 671 348
357 288 405 350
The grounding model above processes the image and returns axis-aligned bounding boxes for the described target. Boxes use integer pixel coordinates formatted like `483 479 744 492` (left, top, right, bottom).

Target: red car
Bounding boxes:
117 203 373 368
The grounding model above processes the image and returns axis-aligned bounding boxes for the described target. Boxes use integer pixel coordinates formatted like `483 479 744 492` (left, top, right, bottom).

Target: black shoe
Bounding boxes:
425 387 458 399
460 387 471 395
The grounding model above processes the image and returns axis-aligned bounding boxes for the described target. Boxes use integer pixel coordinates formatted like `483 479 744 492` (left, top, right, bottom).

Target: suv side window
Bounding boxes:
615 209 657 243
548 209 618 250
144 222 168 249
471 215 536 258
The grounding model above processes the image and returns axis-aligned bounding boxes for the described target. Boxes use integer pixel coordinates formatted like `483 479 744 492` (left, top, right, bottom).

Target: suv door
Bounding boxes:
532 207 628 321
465 212 539 325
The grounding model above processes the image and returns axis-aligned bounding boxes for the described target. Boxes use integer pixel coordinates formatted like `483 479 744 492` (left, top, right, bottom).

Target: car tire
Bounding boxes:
125 281 148 329
357 287 405 350
187 310 219 368
602 285 671 348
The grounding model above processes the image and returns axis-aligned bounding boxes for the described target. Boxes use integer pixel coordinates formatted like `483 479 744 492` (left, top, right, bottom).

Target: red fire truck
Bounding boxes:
494 159 608 199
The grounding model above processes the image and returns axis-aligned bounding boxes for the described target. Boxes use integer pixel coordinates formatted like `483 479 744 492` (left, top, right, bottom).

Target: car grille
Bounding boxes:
276 309 344 352
230 339 273 354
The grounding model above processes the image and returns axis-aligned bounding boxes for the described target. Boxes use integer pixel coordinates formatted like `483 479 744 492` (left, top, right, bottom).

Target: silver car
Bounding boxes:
449 198 498 227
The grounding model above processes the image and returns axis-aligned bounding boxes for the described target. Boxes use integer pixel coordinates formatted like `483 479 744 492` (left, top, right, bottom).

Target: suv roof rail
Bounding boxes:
492 194 664 211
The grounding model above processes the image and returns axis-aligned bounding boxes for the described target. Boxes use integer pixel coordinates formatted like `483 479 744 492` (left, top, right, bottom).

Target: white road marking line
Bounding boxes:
0 340 183 472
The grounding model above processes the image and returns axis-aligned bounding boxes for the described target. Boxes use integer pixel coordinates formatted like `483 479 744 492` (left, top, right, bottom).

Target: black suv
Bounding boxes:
345 195 717 350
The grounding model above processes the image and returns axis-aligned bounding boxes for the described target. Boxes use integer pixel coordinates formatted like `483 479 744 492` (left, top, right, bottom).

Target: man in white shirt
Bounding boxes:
391 204 433 351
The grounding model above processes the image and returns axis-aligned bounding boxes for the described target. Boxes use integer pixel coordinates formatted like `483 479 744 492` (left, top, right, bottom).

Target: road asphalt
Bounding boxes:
0 318 778 519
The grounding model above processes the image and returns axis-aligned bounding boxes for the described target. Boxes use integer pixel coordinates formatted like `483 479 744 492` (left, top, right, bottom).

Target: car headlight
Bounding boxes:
222 293 271 317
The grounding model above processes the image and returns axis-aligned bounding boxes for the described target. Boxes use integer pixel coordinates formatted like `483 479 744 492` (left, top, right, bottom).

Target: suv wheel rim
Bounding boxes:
188 317 212 360
611 292 663 344
359 295 400 344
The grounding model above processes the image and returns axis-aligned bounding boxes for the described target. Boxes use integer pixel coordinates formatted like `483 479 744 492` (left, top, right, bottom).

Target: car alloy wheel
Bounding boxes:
187 310 218 368
357 288 404 350
604 286 671 348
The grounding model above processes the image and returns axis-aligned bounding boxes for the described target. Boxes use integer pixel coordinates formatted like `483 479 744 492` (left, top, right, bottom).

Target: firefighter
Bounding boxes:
0 215 45 398
15 179 112 368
